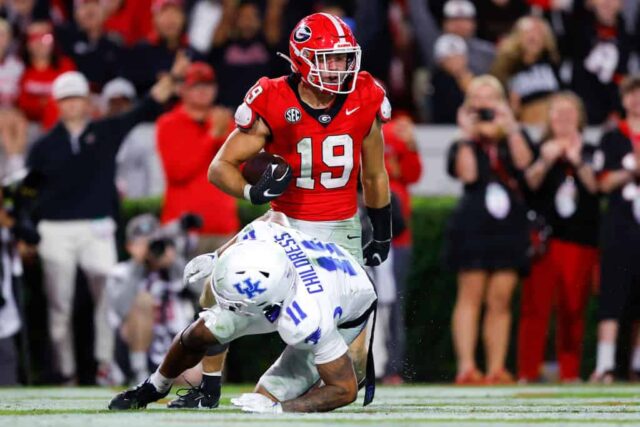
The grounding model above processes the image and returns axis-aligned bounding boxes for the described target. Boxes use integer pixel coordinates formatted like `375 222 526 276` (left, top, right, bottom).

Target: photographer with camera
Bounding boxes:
444 75 534 385
107 214 200 385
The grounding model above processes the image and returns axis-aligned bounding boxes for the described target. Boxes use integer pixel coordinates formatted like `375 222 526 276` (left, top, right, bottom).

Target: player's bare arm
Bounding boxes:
361 117 391 208
278 351 358 413
361 117 393 266
208 118 270 198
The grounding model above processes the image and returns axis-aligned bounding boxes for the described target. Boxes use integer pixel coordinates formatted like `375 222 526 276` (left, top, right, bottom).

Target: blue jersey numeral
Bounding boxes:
286 300 307 326
316 256 357 276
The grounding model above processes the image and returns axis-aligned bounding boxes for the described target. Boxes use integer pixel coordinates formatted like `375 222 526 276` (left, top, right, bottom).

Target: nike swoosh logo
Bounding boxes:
347 235 360 240
264 189 284 198
274 166 290 182
345 107 360 116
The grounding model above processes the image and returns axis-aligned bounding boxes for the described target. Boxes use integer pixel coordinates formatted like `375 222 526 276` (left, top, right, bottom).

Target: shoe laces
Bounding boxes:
174 378 210 399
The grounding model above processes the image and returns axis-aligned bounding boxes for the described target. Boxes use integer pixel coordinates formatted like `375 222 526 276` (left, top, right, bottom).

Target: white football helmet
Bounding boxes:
211 239 295 317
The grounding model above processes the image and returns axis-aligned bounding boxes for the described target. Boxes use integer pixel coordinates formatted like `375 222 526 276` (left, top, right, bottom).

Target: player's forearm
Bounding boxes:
281 384 357 413
362 171 390 209
208 158 247 199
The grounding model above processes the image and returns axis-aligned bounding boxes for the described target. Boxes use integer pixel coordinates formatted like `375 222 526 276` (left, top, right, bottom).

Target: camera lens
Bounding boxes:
148 239 167 259
478 108 495 121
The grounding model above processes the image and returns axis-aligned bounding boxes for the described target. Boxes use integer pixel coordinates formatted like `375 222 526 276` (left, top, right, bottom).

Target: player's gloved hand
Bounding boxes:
231 393 283 414
363 238 391 267
183 253 217 285
244 163 292 205
363 204 392 267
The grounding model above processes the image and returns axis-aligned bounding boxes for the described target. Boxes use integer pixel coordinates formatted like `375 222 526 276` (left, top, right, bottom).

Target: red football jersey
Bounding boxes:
234 72 391 221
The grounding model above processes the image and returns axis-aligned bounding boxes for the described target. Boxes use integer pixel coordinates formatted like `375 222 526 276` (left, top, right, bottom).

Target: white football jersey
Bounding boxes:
201 220 376 365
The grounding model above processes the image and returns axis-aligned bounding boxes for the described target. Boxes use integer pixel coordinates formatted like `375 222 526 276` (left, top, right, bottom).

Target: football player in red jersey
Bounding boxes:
210 12 392 266
164 13 391 409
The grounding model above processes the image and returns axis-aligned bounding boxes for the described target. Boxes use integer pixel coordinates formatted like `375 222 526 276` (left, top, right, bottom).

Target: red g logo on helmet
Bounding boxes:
287 13 361 94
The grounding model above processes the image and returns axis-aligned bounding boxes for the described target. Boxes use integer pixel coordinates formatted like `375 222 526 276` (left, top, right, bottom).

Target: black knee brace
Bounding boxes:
205 342 229 356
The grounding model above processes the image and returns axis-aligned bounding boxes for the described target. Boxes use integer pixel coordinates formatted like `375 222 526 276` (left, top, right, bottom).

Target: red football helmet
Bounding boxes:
287 13 361 94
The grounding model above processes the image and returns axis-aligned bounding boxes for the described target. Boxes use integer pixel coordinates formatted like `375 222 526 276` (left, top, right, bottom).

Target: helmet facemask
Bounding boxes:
296 44 361 94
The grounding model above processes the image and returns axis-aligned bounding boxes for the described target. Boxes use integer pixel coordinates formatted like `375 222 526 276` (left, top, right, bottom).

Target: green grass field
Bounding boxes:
0 385 639 426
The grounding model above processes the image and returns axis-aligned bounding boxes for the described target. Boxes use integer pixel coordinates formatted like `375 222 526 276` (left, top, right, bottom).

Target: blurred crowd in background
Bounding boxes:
0 0 638 389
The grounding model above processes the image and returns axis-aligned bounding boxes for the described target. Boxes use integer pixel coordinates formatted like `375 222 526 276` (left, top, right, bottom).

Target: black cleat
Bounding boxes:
167 384 219 409
108 380 170 410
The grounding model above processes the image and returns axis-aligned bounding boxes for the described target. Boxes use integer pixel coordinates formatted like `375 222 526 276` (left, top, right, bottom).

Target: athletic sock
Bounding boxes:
130 352 148 373
595 342 616 374
631 346 640 372
201 371 222 398
149 370 174 393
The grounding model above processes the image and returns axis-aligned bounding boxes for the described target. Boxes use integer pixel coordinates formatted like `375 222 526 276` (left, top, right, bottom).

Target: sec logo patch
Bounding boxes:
285 107 302 124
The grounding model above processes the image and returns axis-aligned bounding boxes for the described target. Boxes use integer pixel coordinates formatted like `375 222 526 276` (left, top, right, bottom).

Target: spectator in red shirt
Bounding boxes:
380 114 422 384
17 21 75 124
103 0 153 46
156 61 237 255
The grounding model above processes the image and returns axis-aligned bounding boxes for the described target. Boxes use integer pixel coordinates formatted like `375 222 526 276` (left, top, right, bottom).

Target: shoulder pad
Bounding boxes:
238 220 277 242
278 298 321 346
234 102 255 130
379 95 392 122
356 72 391 123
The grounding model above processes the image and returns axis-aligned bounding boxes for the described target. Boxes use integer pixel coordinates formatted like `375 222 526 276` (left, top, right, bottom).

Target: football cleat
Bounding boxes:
167 384 220 409
108 380 169 410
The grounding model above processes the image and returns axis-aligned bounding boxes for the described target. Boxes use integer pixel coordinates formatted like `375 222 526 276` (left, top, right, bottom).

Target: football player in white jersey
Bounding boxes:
108 211 377 413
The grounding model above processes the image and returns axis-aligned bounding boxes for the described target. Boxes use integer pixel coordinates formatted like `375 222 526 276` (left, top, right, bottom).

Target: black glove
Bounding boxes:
179 212 203 230
363 239 391 267
245 163 293 205
362 204 392 267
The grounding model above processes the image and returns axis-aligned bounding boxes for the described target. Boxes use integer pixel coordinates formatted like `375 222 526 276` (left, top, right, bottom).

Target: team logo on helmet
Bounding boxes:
233 278 266 299
293 25 312 43
285 107 302 124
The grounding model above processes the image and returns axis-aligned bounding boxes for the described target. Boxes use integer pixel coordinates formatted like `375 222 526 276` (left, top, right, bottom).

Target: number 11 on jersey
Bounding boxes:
296 135 354 190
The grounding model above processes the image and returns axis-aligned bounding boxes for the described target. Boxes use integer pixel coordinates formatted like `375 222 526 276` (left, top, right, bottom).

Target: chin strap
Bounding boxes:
277 51 297 72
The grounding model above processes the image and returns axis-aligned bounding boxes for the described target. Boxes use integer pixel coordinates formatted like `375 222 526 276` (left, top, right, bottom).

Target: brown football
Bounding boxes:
242 152 289 185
